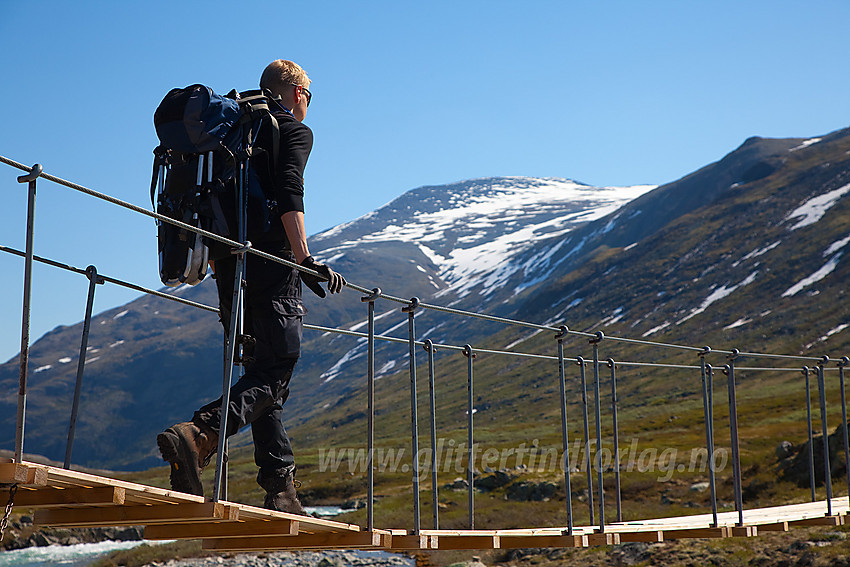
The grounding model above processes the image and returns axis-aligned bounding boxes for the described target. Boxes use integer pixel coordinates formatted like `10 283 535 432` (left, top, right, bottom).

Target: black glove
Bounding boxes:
299 256 346 298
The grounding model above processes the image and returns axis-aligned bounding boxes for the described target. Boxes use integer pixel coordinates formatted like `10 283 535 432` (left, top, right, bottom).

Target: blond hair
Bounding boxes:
260 60 310 96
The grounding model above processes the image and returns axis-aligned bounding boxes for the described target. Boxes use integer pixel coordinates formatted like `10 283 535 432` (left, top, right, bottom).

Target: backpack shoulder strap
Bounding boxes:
267 107 280 174
236 90 280 174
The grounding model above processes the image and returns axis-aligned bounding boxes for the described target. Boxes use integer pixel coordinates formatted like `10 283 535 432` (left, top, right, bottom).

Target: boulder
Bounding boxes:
506 481 558 501
476 470 513 491
775 441 794 460
444 478 469 491
778 422 849 488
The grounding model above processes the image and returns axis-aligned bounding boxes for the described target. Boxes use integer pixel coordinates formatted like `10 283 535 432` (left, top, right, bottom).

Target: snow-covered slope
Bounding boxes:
304 177 655 384
312 177 655 300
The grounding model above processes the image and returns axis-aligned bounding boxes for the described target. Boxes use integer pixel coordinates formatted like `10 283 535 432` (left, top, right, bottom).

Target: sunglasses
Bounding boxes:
291 83 312 107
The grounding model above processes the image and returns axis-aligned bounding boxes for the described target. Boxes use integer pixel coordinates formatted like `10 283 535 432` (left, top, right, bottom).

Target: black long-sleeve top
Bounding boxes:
252 108 313 249
268 109 313 214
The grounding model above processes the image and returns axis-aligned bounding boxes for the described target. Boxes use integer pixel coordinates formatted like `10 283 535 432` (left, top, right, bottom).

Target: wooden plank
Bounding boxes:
435 535 499 550
664 526 729 539
423 529 499 536
0 463 30 484
731 526 757 537
43 466 206 504
789 516 843 527
203 531 390 551
500 534 588 548
586 533 619 546
15 459 850 552
618 530 663 543
389 534 432 550
756 521 788 532
0 462 47 486
25 466 49 487
233 503 363 533
34 502 238 527
12 486 124 508
145 520 299 540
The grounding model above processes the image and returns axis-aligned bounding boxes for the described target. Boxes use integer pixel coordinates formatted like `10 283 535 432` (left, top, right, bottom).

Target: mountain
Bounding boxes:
310 177 654 302
0 177 652 469
302 178 654 382
1 126 848 471
517 129 850 350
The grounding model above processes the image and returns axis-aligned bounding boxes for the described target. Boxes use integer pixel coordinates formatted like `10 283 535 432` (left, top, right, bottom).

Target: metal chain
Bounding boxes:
0 484 18 541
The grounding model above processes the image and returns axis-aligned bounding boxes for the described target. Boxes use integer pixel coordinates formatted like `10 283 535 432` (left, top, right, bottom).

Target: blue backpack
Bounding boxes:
150 84 283 286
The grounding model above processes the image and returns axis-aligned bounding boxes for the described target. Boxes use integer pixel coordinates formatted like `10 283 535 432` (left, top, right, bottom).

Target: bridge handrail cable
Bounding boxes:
1 155 835 365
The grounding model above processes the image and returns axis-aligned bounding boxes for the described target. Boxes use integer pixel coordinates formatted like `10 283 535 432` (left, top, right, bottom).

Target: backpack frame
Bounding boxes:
150 85 282 287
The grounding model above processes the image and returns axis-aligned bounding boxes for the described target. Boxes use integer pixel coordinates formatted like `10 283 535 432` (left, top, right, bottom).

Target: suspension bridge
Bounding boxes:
1 155 849 552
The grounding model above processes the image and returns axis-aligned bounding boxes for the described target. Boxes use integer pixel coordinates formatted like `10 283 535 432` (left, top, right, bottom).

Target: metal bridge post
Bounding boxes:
698 348 718 526
212 245 246 502
64 265 104 469
608 358 622 523
213 162 250 502
15 163 42 464
840 357 850 510
361 288 381 531
803 367 816 502
589 331 605 532
463 344 476 529
221 333 230 500
423 339 439 529
402 297 421 534
555 326 573 534
576 356 594 526
725 350 744 526
815 357 833 516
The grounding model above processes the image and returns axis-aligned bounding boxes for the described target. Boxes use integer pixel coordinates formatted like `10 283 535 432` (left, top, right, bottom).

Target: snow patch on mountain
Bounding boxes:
312 211 378 241
314 177 654 299
782 253 842 297
786 183 850 230
806 323 849 349
321 343 365 382
821 324 849 341
346 309 397 333
824 233 850 257
724 317 752 330
642 321 671 337
789 138 822 152
677 271 759 325
504 329 543 350
733 241 781 267
321 313 423 383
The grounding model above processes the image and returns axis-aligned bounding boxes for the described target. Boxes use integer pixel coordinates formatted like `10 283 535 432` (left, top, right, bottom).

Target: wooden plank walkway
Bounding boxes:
2 460 848 551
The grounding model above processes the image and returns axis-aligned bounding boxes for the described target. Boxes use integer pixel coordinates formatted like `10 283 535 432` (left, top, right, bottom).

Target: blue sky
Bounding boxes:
0 0 848 363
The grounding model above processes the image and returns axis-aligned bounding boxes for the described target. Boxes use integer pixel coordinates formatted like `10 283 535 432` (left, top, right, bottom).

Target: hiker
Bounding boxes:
157 59 345 514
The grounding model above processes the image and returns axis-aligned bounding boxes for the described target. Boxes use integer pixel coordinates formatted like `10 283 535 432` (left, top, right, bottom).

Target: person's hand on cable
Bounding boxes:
299 256 346 298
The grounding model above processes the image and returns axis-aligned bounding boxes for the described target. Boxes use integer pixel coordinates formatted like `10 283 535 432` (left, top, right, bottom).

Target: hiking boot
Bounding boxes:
257 466 307 515
156 421 218 496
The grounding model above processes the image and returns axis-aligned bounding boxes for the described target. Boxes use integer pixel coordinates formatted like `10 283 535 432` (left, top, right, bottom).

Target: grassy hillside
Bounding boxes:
105 130 850 566
125 130 850 539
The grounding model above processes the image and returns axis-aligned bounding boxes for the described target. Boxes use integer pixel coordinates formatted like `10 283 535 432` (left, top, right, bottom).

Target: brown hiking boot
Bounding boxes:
257 466 307 515
156 421 218 496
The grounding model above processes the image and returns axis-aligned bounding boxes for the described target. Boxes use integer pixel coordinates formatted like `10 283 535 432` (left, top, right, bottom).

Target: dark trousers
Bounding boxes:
194 247 304 475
